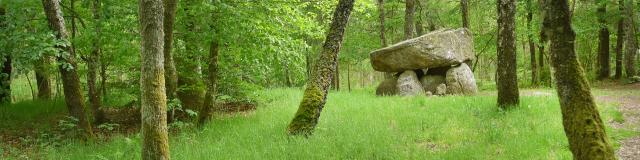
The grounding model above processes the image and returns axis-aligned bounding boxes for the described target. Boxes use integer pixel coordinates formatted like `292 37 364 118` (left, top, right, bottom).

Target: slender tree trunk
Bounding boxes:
415 0 424 36
527 0 537 86
597 2 611 80
139 0 170 158
378 0 386 47
100 63 107 101
461 0 470 29
347 62 351 92
0 7 10 104
496 0 519 108
42 0 94 138
624 0 638 77
35 57 52 100
287 0 354 136
543 0 616 158
88 0 104 124
163 0 178 100
404 0 416 39
615 0 625 79
199 40 219 125
176 0 205 117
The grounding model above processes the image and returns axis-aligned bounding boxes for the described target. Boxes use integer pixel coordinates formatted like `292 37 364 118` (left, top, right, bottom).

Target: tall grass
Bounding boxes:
28 88 626 160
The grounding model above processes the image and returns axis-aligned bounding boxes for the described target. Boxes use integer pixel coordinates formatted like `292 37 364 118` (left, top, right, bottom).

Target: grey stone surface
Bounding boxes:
396 70 424 96
445 63 478 95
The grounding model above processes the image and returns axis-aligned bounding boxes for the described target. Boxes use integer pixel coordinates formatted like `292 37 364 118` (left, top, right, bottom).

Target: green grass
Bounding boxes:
11 88 623 160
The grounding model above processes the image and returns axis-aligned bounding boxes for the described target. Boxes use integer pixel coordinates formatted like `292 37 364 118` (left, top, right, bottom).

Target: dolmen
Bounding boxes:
371 28 478 96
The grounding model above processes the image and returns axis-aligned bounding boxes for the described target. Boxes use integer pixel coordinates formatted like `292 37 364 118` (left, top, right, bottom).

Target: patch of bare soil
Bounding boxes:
596 83 640 160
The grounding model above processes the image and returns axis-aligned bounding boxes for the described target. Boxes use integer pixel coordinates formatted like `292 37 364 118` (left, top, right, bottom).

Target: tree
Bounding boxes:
41 0 94 138
35 57 52 100
0 6 10 104
623 0 637 78
287 0 355 136
88 0 105 124
163 0 178 100
139 0 170 158
176 0 206 116
542 0 616 158
596 0 610 80
404 0 416 39
526 0 537 86
199 40 219 125
496 0 519 108
615 0 625 79
461 0 469 29
377 0 387 47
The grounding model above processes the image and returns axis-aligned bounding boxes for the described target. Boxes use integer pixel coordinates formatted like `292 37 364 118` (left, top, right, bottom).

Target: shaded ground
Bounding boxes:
596 83 640 160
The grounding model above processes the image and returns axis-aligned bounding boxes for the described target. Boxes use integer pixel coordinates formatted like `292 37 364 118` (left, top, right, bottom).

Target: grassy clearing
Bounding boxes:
5 88 622 160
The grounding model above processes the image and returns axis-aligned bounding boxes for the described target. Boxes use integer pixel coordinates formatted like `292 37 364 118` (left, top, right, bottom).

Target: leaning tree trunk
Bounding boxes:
163 0 178 100
597 2 610 80
0 7 10 104
496 0 519 108
287 0 355 136
543 0 616 159
42 0 94 138
404 0 416 39
88 0 104 124
35 57 52 100
615 0 625 79
461 0 470 29
624 0 638 78
139 0 170 158
526 0 537 86
199 40 219 125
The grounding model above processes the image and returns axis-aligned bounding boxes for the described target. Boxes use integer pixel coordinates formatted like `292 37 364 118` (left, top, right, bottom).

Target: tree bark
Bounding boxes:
615 0 625 79
163 0 179 100
527 0 537 86
415 0 424 36
404 0 416 40
42 0 94 138
597 2 610 80
287 0 354 136
543 0 616 159
88 0 104 124
139 0 170 158
199 40 219 125
461 0 470 29
496 0 519 108
624 0 638 77
0 7 10 104
378 0 387 47
35 57 52 100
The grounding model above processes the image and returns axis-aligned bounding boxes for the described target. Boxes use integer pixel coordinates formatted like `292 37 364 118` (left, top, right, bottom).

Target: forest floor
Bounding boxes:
1 85 639 159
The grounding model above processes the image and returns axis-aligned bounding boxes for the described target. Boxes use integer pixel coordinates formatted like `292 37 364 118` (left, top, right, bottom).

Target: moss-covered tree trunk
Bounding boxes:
42 0 94 138
199 40 219 125
287 0 354 136
624 0 638 78
35 57 52 100
496 0 519 108
0 7 10 104
176 0 205 117
88 0 105 124
543 0 616 159
461 0 469 29
615 0 625 79
597 1 610 80
139 0 170 158
404 0 415 39
163 0 179 100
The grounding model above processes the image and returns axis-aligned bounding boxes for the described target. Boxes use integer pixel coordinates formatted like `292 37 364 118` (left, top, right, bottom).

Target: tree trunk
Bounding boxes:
624 0 638 78
139 0 170 158
615 0 625 79
88 0 104 124
415 0 424 36
163 0 179 100
100 63 107 101
287 0 354 136
527 0 537 86
0 7 10 104
42 0 94 138
347 62 351 92
543 0 616 158
199 40 219 125
35 57 52 100
378 0 387 47
404 0 416 39
496 0 519 108
597 2 611 80
461 0 470 29
176 0 205 117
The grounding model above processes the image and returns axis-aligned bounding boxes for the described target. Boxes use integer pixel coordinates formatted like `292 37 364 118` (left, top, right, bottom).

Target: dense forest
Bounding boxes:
1 0 640 159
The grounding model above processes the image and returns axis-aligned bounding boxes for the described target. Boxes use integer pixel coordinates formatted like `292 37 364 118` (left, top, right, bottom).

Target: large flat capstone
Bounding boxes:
370 29 474 72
